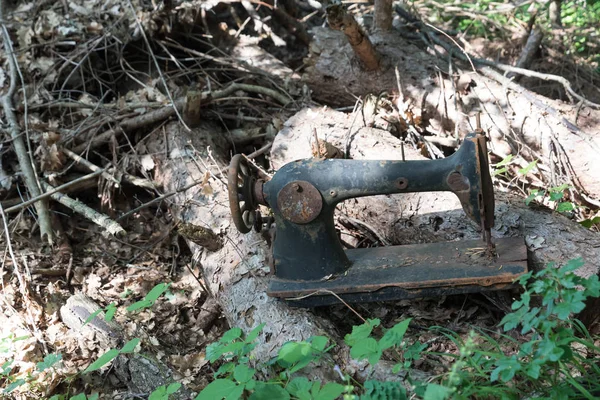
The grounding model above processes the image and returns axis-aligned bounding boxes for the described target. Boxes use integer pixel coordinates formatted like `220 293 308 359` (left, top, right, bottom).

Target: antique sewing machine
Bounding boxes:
228 132 528 307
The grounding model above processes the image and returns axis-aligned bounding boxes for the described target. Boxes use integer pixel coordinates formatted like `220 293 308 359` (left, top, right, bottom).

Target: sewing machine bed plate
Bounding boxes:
268 237 528 307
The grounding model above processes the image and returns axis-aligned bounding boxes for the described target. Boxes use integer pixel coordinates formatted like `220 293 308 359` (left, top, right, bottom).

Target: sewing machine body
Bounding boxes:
228 133 528 307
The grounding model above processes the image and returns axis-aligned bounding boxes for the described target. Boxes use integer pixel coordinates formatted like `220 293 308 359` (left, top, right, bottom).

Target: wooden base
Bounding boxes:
268 237 528 307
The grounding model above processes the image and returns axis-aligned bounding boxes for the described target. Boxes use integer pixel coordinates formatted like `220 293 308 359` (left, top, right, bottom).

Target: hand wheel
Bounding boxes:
228 154 259 233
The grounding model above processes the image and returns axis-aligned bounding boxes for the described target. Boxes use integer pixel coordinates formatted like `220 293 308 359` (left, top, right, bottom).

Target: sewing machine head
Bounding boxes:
228 132 528 307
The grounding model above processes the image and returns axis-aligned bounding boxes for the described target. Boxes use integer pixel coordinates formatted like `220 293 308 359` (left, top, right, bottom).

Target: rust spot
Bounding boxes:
395 177 408 190
277 181 323 224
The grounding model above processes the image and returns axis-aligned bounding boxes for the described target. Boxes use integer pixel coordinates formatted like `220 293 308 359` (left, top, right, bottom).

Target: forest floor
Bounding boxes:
1 0 599 398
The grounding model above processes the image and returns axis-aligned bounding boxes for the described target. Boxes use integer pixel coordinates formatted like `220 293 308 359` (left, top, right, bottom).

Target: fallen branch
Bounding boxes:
63 148 120 186
71 83 292 153
40 181 125 236
0 4 54 243
5 169 106 214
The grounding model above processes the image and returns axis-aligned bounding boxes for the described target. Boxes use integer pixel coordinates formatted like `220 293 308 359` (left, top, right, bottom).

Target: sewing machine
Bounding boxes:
228 132 528 307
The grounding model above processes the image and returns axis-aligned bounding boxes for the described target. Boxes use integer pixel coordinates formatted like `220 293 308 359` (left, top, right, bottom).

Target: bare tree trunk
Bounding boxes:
374 0 393 31
549 0 563 27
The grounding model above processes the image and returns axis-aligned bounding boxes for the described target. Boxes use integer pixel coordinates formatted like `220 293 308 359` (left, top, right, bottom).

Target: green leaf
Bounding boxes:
491 356 521 382
215 362 235 378
492 166 508 176
221 328 243 344
549 191 564 201
518 160 538 175
145 283 170 303
233 364 255 384
362 380 406 400
84 349 119 373
277 342 312 365
344 319 380 346
5 378 26 393
310 336 329 352
580 216 600 229
315 382 345 400
495 154 513 167
525 190 544 205
82 309 102 327
249 383 290 400
104 303 117 322
36 353 62 372
423 383 452 400
550 183 570 193
379 319 411 350
167 383 181 395
206 342 227 363
120 338 140 354
126 299 153 312
69 394 88 400
286 377 312 400
562 257 585 273
557 202 575 212
349 337 381 365
149 385 168 400
245 323 265 343
195 379 242 400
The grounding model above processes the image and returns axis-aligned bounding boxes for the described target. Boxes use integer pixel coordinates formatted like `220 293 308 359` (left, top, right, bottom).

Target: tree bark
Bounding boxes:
374 0 393 31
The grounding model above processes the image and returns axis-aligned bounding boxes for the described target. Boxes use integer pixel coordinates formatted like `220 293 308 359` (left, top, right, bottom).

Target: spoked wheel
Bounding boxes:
228 154 259 233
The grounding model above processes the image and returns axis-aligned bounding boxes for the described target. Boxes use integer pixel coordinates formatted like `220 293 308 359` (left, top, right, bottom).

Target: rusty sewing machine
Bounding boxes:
227 132 528 307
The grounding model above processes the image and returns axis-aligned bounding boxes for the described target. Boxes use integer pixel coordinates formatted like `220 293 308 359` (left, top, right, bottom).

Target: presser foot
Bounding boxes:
267 237 528 307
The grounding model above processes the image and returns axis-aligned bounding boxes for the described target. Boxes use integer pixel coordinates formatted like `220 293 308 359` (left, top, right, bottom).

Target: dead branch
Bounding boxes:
39 181 125 236
71 83 292 153
326 2 380 71
0 5 54 243
4 169 106 214
63 148 120 186
508 28 544 80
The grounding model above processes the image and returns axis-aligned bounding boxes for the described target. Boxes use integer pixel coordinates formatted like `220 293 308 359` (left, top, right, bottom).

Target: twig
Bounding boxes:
4 169 106 214
126 0 190 132
0 204 48 353
71 83 291 153
247 142 273 159
116 179 203 222
0 7 54 243
62 148 120 186
39 181 125 236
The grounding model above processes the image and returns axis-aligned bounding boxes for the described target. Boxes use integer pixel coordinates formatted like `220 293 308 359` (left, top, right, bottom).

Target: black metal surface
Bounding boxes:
268 237 528 307
262 132 496 281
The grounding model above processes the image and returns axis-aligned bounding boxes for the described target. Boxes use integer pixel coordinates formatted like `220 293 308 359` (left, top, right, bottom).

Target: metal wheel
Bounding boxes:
228 154 257 233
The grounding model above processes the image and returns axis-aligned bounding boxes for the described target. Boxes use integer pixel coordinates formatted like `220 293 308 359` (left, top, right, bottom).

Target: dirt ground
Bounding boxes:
1 0 599 398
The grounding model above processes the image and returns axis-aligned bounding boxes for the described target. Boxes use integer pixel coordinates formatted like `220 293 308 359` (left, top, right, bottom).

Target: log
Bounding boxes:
148 121 341 376
149 106 600 379
303 27 600 202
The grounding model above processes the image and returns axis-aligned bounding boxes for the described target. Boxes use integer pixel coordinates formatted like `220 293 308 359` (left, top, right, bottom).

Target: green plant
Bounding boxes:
525 183 576 213
429 258 600 399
